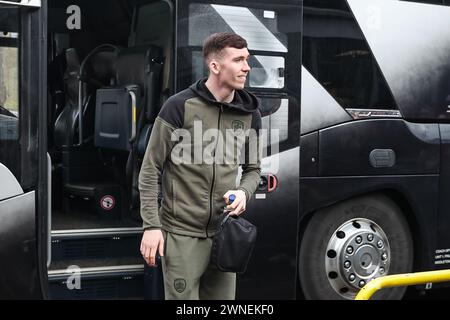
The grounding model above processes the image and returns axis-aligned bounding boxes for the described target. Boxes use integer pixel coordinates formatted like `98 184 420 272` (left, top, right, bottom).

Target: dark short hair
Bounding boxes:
202 32 248 60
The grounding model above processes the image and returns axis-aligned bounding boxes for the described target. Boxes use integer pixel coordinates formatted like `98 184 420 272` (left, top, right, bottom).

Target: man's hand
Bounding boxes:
140 229 164 267
223 190 247 216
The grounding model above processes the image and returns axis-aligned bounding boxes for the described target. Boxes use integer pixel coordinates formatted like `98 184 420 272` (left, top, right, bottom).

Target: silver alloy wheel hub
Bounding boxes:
325 218 391 299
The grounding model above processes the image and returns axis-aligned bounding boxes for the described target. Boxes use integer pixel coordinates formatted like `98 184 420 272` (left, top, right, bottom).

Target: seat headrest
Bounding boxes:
129 1 172 48
115 45 162 89
90 51 117 85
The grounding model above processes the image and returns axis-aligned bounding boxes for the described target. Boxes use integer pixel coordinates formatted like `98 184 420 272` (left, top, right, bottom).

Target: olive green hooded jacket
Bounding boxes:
139 78 262 238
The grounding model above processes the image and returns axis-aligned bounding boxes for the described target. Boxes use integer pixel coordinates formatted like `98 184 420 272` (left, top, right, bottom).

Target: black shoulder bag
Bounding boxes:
210 214 257 274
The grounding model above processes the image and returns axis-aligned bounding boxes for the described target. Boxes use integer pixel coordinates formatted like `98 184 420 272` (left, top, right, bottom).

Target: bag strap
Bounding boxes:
220 194 237 226
221 214 231 226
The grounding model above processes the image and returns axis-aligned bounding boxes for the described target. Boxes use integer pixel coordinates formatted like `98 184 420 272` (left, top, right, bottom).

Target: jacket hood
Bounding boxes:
189 78 260 113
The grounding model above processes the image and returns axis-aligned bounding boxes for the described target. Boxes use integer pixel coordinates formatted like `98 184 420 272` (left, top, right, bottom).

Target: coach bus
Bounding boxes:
0 0 449 300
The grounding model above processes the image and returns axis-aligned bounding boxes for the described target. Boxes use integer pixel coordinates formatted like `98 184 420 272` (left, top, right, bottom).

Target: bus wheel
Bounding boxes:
299 194 413 300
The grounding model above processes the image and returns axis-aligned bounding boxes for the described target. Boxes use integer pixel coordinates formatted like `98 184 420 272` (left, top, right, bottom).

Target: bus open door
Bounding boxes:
0 0 48 299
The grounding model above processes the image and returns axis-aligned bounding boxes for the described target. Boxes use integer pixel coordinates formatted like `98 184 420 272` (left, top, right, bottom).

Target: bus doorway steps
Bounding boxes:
50 228 142 262
48 265 145 299
48 228 164 299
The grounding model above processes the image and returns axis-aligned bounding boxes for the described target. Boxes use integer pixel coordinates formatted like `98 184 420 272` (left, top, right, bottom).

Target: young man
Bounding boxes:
139 32 261 300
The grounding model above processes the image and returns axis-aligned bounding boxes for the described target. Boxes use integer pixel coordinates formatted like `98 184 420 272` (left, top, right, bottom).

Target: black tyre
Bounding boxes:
299 194 413 300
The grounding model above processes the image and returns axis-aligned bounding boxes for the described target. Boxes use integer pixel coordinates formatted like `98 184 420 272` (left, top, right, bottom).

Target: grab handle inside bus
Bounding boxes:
128 90 137 142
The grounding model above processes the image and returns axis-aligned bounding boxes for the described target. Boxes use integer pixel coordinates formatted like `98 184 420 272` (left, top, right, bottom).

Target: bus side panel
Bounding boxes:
237 148 299 299
319 119 440 177
436 124 450 267
0 191 41 298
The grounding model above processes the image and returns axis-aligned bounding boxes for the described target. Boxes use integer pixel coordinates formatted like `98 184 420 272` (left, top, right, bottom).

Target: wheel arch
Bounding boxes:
297 188 419 299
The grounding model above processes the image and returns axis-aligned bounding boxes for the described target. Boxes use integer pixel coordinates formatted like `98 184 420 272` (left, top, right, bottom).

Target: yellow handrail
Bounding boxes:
355 269 450 300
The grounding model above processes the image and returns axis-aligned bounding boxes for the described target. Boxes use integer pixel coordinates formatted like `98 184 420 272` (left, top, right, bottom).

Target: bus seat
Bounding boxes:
53 48 81 148
123 2 172 212
129 0 173 106
55 47 118 214
92 45 162 214
54 48 117 149
94 86 137 151
61 44 163 217
137 123 153 158
94 45 162 152
117 45 163 123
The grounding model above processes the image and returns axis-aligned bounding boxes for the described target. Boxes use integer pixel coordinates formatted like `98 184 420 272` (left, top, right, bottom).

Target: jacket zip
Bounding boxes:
206 104 223 237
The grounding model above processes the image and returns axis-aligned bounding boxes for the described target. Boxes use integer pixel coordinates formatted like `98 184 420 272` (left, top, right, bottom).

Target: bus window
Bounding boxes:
249 55 284 89
190 51 286 90
303 0 397 110
0 6 20 183
0 4 38 189
184 3 288 89
0 7 19 141
260 98 288 149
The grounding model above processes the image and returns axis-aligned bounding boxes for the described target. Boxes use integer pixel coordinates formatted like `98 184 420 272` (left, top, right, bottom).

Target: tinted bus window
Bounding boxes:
348 0 450 120
303 0 396 110
0 6 38 189
0 6 20 182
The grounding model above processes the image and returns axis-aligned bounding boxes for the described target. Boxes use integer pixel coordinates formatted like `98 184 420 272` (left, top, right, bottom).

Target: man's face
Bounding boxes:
213 47 251 90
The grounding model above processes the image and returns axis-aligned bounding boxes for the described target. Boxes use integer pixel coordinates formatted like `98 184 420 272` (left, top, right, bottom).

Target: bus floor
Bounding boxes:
51 208 141 230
